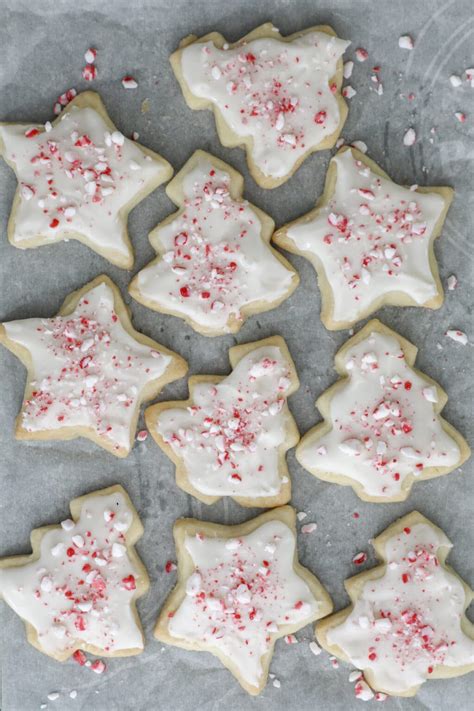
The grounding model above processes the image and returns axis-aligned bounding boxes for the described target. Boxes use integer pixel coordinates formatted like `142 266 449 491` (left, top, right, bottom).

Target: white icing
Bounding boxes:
286 149 447 325
156 345 293 498
298 331 460 498
0 491 143 656
168 520 318 688
133 157 294 331
327 523 474 693
179 32 349 179
3 282 171 452
0 104 168 263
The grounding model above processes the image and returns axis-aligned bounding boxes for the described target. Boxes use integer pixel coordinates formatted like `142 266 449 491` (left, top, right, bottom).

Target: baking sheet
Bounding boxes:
0 0 473 709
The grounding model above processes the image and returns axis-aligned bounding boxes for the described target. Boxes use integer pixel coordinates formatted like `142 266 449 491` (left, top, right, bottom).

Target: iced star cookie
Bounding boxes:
145 336 299 507
274 147 453 329
155 506 333 695
296 320 469 502
0 91 173 268
170 24 349 188
316 512 474 697
0 485 149 661
129 150 298 336
0 275 187 457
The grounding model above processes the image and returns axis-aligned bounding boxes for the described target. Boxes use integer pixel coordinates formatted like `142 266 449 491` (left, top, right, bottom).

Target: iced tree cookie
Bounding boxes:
0 91 173 268
155 506 333 695
0 485 149 661
296 320 469 502
274 146 453 329
170 24 349 188
146 336 299 507
129 150 298 336
316 512 474 697
0 275 187 457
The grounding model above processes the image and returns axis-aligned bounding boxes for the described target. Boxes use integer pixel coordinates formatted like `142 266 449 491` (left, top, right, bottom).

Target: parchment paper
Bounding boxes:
0 1 473 709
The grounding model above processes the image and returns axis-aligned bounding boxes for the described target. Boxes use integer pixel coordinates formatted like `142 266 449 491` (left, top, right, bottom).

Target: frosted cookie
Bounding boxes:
0 275 187 457
170 23 349 188
0 485 149 661
154 506 333 695
316 512 474 697
129 150 298 336
146 336 299 507
0 91 173 268
274 147 453 329
296 320 469 502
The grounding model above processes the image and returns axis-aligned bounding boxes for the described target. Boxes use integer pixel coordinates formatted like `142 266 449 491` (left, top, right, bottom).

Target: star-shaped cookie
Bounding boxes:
170 23 349 188
296 320 470 502
316 512 474 697
274 147 453 329
0 91 173 268
129 150 298 335
0 485 149 661
0 275 187 457
145 336 299 507
155 506 333 695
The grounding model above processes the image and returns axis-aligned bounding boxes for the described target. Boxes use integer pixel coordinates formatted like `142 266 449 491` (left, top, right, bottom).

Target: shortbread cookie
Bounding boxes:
274 146 453 329
0 275 187 457
146 336 299 507
316 512 474 696
296 320 469 502
0 485 149 661
0 91 173 268
155 506 333 695
129 150 298 335
170 24 349 188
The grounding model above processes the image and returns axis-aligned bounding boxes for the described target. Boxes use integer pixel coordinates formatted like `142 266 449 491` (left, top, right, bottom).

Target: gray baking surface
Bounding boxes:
0 0 473 709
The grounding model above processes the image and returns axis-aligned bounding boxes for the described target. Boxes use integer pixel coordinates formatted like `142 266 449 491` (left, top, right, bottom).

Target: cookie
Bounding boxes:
296 319 470 502
273 146 453 329
154 506 333 695
0 485 149 661
129 150 298 336
0 275 187 457
170 23 349 188
316 511 474 697
145 336 299 507
0 91 173 268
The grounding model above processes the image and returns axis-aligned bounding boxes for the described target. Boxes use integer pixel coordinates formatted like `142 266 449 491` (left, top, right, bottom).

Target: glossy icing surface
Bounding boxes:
0 491 143 656
134 157 294 331
156 345 293 498
180 31 349 179
298 331 460 498
286 149 446 324
327 523 474 693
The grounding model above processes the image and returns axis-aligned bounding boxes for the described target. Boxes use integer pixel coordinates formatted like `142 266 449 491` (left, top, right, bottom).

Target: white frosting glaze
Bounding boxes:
0 104 168 263
133 157 294 332
327 523 474 693
179 31 349 179
286 149 447 325
0 491 144 657
298 330 460 498
156 345 293 498
3 282 171 452
168 519 318 688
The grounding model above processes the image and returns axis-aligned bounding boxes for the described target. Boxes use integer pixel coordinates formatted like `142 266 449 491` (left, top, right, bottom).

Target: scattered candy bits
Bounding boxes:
355 48 369 62
301 522 317 534
455 112 466 123
284 634 298 644
352 551 368 565
309 641 322 656
165 560 177 573
354 679 375 701
447 275 458 291
403 128 416 146
445 329 468 345
398 35 414 50
136 429 148 442
122 75 138 89
82 64 97 82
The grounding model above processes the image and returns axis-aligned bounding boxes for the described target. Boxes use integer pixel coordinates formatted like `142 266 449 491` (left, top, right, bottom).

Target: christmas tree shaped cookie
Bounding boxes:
170 24 349 188
146 336 299 507
0 275 187 457
316 512 474 697
129 150 298 335
155 506 333 695
296 320 469 502
274 146 453 329
0 91 173 268
0 485 149 661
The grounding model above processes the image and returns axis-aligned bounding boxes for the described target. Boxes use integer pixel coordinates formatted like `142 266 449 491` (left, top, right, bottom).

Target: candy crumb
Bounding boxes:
447 275 458 290
91 660 106 674
455 112 466 123
84 48 97 64
349 670 363 682
285 634 298 644
343 61 354 79
446 329 468 345
136 430 148 442
47 692 59 701
398 35 414 50
355 48 368 62
70 690 78 699
351 140 368 153
450 75 462 87
354 679 375 701
273 678 281 689
309 641 322 656
352 551 367 565
329 656 339 668
375 693 388 702
403 128 416 146
296 511 307 521
122 75 138 89
301 523 317 534
343 86 357 99
165 560 177 573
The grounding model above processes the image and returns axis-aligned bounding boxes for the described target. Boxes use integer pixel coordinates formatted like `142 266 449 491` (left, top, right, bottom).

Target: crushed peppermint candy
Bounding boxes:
445 329 468 345
352 551 368 565
301 523 317 534
343 61 354 79
349 670 363 682
84 48 97 64
284 634 298 644
447 275 458 290
122 75 138 89
403 128 416 146
355 48 369 62
354 679 375 701
82 64 97 82
343 86 357 99
136 430 148 442
47 692 60 701
449 75 462 87
455 111 466 123
297 511 308 521
309 641 322 656
165 560 177 573
398 35 414 50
